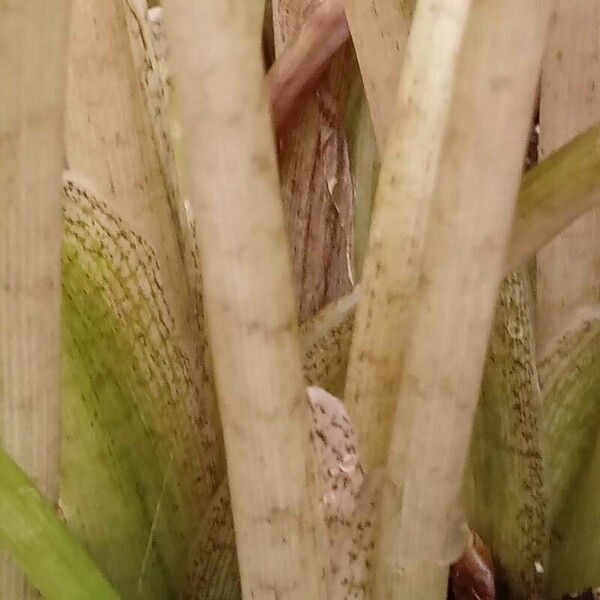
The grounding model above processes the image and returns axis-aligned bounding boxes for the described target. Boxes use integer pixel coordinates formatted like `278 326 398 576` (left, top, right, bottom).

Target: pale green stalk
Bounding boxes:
508 122 600 274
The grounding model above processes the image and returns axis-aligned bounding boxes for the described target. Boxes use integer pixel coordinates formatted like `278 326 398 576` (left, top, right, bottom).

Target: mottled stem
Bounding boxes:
267 0 349 134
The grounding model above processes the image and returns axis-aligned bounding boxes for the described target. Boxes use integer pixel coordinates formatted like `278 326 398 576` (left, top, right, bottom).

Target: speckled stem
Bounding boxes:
374 2 553 597
343 0 473 477
162 1 329 597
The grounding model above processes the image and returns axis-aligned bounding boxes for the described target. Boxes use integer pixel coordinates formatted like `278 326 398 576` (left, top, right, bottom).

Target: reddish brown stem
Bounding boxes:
450 532 496 600
266 0 349 134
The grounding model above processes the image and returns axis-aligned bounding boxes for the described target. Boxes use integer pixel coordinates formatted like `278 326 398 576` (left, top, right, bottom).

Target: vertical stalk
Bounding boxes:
344 0 473 473
0 1 71 596
374 1 553 597
162 1 329 598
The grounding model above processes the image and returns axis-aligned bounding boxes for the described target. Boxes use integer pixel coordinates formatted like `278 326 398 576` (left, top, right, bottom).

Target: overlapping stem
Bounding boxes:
374 2 553 597
162 1 329 597
344 0 473 473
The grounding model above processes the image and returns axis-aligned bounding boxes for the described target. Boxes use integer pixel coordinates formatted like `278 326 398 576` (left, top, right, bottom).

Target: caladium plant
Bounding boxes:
2 1 600 600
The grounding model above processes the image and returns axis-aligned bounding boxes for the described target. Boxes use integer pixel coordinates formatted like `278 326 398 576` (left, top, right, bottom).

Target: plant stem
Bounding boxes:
374 2 553 597
344 0 473 474
163 1 329 597
295 118 600 400
508 122 600 274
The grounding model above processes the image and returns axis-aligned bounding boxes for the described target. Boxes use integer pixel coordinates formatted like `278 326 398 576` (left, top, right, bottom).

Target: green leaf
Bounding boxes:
60 175 218 600
0 445 120 600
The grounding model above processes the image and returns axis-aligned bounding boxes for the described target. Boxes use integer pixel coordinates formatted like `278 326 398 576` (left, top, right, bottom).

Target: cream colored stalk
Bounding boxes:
536 0 600 359
465 270 546 598
342 0 415 148
344 0 473 472
0 1 70 596
182 384 376 600
374 2 553 598
162 1 328 598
